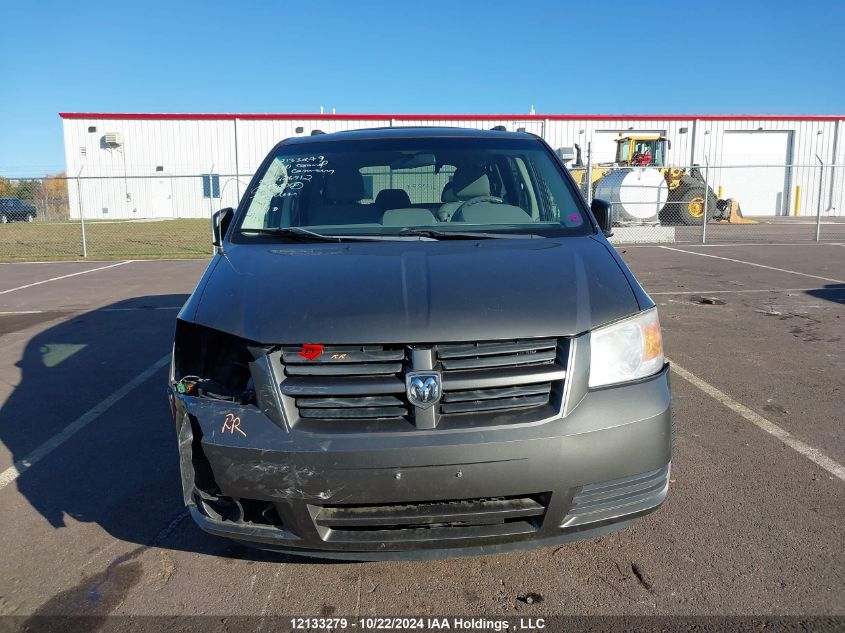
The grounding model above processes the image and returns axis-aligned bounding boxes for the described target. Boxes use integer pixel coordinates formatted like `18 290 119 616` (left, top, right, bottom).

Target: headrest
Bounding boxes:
375 188 412 209
381 208 437 227
325 168 364 202
452 167 491 199
441 182 458 203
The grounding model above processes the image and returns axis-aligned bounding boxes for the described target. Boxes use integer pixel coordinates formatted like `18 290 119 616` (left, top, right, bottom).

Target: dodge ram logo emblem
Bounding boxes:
406 371 441 409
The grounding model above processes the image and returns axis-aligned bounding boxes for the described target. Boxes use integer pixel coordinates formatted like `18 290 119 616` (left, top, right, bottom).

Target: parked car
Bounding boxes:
168 127 673 559
0 198 37 223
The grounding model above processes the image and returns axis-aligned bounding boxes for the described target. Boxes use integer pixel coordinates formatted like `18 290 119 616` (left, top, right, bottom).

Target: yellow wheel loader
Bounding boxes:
567 135 756 226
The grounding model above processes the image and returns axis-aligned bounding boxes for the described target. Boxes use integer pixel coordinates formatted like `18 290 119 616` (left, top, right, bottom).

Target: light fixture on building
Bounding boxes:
156 166 164 172
295 126 304 134
88 126 97 133
678 127 688 134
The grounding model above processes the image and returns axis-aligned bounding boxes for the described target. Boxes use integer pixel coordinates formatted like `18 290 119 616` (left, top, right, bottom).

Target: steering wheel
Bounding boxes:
454 195 504 216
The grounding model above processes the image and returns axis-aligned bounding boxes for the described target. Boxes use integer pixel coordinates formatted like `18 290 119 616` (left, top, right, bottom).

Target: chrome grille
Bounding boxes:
279 345 409 420
276 338 567 428
438 338 565 416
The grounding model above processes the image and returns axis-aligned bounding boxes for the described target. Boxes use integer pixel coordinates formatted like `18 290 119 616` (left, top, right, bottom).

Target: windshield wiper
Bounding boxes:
397 228 544 240
242 227 430 242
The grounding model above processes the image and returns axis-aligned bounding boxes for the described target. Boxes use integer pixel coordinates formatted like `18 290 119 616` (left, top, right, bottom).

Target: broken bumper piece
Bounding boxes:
168 366 671 560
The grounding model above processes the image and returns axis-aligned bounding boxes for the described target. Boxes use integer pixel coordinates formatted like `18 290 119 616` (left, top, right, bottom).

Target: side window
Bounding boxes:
511 157 539 218
361 175 374 200
202 174 220 199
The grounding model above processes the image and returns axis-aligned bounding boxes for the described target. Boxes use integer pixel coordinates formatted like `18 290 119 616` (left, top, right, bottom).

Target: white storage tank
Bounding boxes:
594 168 668 224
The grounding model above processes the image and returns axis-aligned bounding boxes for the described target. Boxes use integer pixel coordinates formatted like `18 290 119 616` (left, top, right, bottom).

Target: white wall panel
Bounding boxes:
62 115 844 219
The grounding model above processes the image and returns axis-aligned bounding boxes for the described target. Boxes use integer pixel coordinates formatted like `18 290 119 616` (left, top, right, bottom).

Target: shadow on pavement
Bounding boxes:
805 284 845 305
1 295 324 564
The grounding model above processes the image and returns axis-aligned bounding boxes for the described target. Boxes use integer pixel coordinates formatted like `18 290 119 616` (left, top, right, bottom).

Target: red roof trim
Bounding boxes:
59 112 845 122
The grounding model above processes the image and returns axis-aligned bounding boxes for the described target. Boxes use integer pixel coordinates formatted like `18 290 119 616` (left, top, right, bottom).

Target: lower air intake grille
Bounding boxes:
312 494 549 543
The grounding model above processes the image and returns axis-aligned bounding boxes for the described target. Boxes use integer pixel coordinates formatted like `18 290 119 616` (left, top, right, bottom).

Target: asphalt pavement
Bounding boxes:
0 244 842 627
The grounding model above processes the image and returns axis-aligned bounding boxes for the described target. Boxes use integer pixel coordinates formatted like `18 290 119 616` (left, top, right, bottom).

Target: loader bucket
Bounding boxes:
715 199 758 224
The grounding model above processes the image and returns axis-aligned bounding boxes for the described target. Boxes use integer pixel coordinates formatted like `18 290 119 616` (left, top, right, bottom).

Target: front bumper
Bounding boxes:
169 365 672 560
170 356 672 559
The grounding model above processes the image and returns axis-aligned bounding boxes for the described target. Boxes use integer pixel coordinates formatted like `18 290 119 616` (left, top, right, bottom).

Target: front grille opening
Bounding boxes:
440 382 552 415
278 338 568 428
437 338 558 370
280 344 410 422
281 345 406 377
437 338 567 417
315 494 550 532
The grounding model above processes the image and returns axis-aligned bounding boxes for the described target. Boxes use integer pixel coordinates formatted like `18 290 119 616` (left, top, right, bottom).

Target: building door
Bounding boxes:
718 131 793 216
151 177 174 218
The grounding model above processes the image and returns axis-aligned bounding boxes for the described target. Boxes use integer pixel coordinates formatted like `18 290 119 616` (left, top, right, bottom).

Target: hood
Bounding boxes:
190 236 641 344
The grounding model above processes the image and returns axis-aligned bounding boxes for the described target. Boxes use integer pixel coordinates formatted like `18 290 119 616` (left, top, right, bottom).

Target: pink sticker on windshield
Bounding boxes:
568 213 582 223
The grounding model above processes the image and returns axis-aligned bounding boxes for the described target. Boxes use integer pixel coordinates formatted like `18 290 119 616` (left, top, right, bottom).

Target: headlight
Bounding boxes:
588 308 664 388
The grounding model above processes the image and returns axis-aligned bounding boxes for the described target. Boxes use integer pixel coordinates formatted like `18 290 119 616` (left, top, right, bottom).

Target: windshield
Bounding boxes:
235 136 592 239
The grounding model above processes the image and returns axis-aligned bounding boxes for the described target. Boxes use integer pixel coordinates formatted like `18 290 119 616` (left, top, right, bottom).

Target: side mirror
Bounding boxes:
212 207 234 247
590 198 614 237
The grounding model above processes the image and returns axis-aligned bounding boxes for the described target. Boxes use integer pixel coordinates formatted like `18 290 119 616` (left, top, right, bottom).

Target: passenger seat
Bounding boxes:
308 168 381 225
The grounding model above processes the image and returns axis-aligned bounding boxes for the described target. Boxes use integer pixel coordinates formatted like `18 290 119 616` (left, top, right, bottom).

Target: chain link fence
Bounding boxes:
1 165 843 260
570 162 845 244
0 175 247 260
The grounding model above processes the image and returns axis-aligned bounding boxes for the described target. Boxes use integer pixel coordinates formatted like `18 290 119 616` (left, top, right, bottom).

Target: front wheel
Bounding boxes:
26 214 35 223
670 186 719 226
0 214 8 224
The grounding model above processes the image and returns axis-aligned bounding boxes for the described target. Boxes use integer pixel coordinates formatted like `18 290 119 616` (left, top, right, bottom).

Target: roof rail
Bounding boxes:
490 125 507 132
310 129 325 136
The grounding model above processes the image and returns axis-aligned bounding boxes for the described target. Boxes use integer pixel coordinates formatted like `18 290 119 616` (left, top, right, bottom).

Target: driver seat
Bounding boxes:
437 167 492 221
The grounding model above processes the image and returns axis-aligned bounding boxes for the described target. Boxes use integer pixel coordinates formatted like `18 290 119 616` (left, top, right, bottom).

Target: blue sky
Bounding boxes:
1 0 843 175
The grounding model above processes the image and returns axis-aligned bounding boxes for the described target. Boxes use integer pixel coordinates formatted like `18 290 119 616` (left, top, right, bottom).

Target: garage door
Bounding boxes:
718 131 792 216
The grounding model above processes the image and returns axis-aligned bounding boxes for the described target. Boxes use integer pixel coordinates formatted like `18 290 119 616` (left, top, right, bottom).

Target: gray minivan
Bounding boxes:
168 127 672 559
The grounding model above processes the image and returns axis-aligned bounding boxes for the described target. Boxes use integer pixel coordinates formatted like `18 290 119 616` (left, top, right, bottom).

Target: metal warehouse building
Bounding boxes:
60 113 844 220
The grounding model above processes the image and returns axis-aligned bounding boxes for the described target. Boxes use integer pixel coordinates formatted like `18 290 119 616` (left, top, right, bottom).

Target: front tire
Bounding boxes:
0 214 8 224
669 185 719 226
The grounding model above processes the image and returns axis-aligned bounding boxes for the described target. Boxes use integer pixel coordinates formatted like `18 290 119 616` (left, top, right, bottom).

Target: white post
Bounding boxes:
76 167 87 257
701 156 710 244
586 142 593 204
815 155 824 242
209 164 216 255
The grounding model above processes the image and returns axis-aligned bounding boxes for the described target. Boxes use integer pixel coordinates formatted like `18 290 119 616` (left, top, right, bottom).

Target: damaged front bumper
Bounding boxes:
168 363 672 560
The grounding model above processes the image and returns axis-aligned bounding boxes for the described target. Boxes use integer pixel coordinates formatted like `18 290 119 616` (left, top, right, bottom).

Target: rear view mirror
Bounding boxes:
590 198 613 237
212 207 234 247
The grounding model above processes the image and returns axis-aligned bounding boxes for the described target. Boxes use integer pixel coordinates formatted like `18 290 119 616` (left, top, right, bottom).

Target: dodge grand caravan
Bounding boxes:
168 127 672 559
